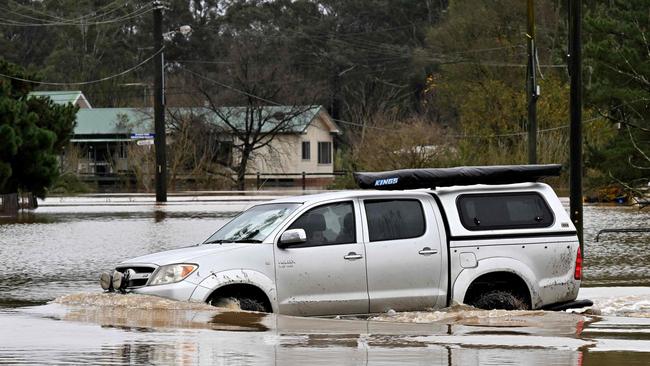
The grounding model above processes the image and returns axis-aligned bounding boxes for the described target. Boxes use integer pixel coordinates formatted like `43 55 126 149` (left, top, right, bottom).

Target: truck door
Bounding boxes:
362 197 444 312
275 200 369 316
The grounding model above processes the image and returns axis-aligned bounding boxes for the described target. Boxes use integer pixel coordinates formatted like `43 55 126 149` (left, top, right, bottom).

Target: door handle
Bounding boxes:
418 247 438 256
344 252 363 260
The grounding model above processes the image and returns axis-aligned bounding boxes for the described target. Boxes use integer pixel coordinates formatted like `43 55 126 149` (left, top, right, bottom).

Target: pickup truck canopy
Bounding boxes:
354 164 562 190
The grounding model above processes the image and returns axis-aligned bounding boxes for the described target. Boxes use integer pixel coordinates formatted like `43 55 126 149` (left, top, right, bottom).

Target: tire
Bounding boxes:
211 296 267 312
237 297 267 312
471 290 529 310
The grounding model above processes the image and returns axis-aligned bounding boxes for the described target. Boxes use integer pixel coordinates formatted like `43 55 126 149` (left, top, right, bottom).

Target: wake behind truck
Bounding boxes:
100 164 591 315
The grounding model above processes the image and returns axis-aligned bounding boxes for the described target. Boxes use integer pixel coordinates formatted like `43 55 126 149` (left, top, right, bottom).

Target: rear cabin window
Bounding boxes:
364 199 425 242
457 192 554 231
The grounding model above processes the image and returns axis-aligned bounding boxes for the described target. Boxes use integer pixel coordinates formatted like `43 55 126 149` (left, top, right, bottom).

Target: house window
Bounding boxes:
317 141 332 164
302 141 310 160
118 143 127 159
215 141 233 166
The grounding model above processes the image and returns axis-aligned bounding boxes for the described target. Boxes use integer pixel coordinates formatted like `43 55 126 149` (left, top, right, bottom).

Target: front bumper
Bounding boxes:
101 263 203 302
129 280 199 302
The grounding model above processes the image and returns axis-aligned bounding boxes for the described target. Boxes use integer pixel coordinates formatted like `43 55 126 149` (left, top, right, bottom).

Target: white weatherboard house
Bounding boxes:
200 105 342 188
32 92 341 188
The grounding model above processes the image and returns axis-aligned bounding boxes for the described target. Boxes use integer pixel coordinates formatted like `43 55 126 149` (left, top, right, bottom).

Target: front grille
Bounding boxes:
115 265 157 288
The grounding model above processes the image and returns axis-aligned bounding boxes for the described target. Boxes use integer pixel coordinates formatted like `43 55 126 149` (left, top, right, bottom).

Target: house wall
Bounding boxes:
71 141 130 175
247 114 335 177
75 96 92 109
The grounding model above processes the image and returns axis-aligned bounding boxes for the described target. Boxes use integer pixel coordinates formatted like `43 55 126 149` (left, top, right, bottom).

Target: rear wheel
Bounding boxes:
471 290 529 310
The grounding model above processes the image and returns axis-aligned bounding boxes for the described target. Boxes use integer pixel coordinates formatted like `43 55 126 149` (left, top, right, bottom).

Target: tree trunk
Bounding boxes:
236 147 252 191
236 168 246 191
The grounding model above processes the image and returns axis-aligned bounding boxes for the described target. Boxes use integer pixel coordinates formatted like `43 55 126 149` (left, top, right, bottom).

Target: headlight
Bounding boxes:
149 264 198 286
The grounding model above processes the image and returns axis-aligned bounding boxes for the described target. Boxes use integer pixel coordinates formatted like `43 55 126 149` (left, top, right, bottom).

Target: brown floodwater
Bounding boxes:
0 195 649 365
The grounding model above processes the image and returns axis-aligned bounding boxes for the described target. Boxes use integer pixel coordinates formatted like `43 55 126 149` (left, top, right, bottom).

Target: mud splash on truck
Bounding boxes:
51 292 592 334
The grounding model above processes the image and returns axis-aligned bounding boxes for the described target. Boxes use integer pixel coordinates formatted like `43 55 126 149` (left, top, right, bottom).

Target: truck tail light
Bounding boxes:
574 246 582 280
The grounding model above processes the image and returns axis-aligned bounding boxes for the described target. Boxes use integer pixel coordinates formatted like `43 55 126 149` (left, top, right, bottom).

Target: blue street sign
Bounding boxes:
130 133 155 139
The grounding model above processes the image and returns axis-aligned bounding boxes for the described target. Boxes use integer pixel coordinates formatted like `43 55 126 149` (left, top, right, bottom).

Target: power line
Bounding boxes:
6 0 128 23
0 3 153 27
0 48 162 86
179 65 605 137
187 19 432 39
178 65 394 132
35 74 606 140
451 116 602 139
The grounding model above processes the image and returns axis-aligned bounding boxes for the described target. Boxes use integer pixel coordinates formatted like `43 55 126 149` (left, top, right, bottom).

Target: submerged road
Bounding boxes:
1 195 649 365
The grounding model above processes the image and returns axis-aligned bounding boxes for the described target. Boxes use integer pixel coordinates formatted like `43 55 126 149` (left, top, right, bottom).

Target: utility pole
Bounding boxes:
153 1 167 203
569 0 583 250
526 0 539 164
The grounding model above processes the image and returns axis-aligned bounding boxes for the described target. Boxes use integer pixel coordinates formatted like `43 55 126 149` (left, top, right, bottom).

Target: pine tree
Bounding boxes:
584 0 650 184
0 59 77 198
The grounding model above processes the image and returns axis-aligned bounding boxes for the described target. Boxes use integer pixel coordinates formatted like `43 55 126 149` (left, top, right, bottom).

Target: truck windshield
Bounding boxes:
204 203 300 244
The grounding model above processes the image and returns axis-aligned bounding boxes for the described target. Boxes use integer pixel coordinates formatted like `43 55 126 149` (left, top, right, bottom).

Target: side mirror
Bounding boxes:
278 229 307 249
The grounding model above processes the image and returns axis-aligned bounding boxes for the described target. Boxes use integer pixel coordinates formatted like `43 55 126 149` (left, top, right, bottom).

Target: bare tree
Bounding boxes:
126 144 155 192
189 35 322 190
354 114 456 171
165 108 232 190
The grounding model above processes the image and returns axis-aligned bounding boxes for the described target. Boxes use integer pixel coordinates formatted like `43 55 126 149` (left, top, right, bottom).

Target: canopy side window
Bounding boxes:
457 192 554 231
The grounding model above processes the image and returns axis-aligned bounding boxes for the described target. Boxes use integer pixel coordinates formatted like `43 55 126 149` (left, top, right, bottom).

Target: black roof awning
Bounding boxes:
354 164 562 190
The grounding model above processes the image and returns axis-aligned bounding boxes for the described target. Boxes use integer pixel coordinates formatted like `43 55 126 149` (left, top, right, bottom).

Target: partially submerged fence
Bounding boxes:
0 193 37 215
246 171 347 190
596 228 650 242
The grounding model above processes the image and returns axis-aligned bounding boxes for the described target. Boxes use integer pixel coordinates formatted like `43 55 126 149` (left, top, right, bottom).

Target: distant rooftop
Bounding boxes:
29 91 92 109
72 106 340 137
27 92 340 139
75 108 152 135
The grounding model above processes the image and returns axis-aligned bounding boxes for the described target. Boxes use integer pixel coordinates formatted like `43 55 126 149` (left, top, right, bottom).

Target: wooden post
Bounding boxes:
153 1 167 203
569 0 584 250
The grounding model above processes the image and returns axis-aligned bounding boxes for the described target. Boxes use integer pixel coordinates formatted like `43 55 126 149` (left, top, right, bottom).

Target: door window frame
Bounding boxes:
362 198 427 242
275 199 361 249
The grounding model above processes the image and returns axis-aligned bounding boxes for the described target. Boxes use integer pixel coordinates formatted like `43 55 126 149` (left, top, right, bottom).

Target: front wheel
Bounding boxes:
211 296 268 312
470 290 529 310
237 297 267 312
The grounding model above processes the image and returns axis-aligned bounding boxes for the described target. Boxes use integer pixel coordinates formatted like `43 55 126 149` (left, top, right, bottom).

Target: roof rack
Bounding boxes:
354 164 562 190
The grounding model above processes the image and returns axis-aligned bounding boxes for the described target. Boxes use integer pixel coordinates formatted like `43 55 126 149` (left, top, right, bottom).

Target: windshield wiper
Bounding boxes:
232 239 263 243
204 239 228 244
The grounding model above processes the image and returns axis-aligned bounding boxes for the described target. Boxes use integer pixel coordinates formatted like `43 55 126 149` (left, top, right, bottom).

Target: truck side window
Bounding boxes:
364 199 425 242
457 192 554 230
287 202 356 247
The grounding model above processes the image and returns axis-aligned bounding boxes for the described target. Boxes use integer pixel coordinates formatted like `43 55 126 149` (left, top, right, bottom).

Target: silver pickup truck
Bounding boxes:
100 165 586 315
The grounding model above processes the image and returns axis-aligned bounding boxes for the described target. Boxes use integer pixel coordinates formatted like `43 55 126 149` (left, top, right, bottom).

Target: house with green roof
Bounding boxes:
63 100 340 189
29 91 92 109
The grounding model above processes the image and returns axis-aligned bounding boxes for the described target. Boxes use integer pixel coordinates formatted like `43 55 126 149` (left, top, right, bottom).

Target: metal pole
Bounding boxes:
153 1 167 202
526 0 538 164
569 0 583 249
